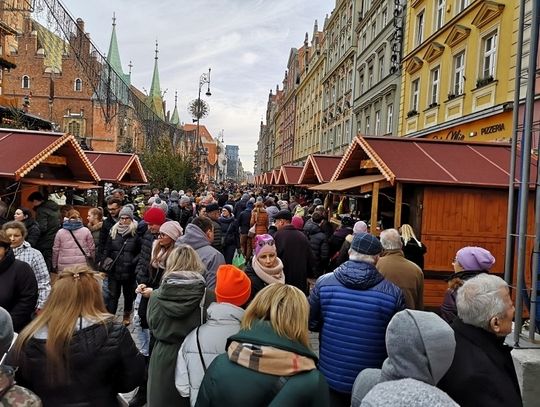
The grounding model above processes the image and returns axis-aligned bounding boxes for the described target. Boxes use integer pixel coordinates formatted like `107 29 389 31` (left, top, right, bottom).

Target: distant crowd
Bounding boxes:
0 186 522 406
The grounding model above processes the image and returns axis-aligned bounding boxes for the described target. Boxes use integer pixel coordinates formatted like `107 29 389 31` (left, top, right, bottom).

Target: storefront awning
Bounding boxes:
310 174 385 192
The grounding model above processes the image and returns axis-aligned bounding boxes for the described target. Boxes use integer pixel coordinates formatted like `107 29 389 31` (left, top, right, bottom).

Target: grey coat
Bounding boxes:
175 302 244 406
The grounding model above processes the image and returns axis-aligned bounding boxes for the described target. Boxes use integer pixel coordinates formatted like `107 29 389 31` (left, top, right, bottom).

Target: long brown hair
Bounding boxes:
14 265 111 383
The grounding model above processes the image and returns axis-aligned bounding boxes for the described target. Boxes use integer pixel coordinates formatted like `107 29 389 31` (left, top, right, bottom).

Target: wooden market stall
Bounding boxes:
316 135 536 309
0 129 101 213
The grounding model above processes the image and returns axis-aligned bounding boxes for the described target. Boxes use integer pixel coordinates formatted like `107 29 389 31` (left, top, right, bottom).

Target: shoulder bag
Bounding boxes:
68 230 97 270
101 240 128 273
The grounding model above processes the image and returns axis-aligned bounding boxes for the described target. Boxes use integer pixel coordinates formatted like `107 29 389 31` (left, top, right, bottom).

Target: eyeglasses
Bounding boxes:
257 240 275 248
158 233 170 238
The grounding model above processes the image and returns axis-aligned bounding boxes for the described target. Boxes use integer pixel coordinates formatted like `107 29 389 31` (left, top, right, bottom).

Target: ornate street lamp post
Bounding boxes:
189 68 211 182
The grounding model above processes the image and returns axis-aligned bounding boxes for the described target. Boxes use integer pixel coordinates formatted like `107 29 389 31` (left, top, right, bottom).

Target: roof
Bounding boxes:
298 154 341 184
331 135 534 188
278 165 303 185
310 174 385 191
270 169 281 185
0 129 100 182
85 151 147 184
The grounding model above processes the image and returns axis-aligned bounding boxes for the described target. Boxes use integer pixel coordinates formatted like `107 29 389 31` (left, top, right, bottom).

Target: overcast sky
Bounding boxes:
59 0 333 172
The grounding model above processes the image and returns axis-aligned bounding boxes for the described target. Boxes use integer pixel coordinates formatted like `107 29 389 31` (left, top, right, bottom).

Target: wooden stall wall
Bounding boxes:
420 186 534 309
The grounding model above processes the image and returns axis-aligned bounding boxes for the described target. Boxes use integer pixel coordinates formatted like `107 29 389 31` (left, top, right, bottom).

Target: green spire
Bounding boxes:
107 13 128 82
170 90 180 125
147 40 165 120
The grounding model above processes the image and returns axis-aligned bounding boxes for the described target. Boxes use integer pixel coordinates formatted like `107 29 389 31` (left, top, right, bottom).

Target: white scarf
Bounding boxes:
251 256 285 285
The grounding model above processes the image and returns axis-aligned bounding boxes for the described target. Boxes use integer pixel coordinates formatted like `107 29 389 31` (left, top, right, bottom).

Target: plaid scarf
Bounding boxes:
228 341 316 376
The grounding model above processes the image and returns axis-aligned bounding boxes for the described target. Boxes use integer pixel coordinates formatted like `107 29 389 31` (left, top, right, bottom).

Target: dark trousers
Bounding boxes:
106 277 136 315
329 389 351 407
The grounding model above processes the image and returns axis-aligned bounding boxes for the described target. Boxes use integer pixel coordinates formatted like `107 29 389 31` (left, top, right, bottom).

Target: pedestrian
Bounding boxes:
0 201 8 227
234 193 250 219
86 207 103 254
351 309 455 405
13 207 40 248
0 307 42 405
177 216 225 289
437 274 522 406
303 212 329 278
175 265 251 405
328 216 354 271
238 201 253 259
440 246 495 323
399 224 427 269
178 196 194 230
291 215 305 230
273 209 314 295
244 234 284 302
309 232 405 406
377 228 424 310
102 206 140 324
6 265 145 406
27 191 60 273
264 197 279 226
52 209 95 272
195 284 330 406
97 197 122 263
218 205 239 264
250 201 268 242
147 245 215 407
3 221 50 312
334 220 368 268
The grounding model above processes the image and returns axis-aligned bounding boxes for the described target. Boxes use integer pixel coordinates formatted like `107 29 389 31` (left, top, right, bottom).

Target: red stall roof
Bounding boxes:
86 151 148 185
277 165 303 185
298 154 342 184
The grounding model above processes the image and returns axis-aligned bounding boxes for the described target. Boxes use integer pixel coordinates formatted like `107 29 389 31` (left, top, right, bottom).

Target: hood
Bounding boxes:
178 223 210 250
334 260 384 289
381 310 456 385
43 200 59 211
206 302 244 325
154 271 206 318
303 219 321 235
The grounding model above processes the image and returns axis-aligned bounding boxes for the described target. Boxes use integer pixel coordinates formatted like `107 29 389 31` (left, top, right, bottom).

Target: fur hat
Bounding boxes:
159 221 183 241
215 265 251 307
351 232 383 255
0 307 13 354
143 207 166 226
455 247 495 271
254 234 277 258
118 206 134 220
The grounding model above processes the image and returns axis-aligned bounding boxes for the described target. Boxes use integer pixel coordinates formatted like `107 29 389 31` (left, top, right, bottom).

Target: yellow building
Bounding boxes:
399 0 515 141
294 23 325 163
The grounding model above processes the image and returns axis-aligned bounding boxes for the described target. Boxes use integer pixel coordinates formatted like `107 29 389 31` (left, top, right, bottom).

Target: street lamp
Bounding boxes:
193 68 211 181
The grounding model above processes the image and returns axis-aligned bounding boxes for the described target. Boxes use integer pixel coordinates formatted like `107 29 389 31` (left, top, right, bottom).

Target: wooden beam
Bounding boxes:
371 182 380 235
42 155 67 166
361 179 392 193
394 182 403 228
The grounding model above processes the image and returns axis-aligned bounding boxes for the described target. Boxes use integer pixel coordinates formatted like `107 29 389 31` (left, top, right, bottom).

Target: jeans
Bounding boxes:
133 293 150 356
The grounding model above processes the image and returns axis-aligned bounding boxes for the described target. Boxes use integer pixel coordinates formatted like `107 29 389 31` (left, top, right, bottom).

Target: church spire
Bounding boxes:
170 90 180 125
106 13 127 80
147 40 165 120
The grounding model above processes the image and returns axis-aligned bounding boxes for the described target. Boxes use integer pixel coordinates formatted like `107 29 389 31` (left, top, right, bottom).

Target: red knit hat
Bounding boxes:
143 207 166 226
215 265 251 307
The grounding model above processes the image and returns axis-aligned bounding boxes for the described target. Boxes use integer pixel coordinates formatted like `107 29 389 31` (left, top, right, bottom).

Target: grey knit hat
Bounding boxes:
0 307 14 354
118 206 134 220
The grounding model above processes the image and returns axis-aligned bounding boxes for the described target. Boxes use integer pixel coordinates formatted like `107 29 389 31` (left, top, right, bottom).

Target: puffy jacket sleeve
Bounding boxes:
113 325 145 393
135 232 154 284
175 339 191 398
26 223 40 248
84 228 95 259
308 279 322 332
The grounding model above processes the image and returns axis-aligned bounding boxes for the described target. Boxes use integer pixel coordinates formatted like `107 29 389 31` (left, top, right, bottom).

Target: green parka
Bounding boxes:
147 271 214 407
195 320 330 407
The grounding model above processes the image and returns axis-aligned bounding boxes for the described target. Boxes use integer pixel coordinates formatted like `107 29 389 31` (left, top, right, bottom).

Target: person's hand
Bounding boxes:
135 283 146 294
141 287 153 298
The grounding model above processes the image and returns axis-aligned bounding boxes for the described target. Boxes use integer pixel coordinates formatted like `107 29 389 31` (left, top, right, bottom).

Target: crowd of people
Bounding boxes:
0 186 523 406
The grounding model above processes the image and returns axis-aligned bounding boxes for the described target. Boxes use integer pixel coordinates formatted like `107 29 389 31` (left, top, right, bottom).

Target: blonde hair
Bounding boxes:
241 284 310 347
165 244 206 276
110 219 137 239
400 224 420 246
14 265 111 383
88 207 103 222
66 209 81 220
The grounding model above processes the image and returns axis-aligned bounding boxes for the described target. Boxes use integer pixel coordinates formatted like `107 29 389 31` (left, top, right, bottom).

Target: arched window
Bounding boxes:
68 121 81 137
74 78 82 92
22 75 30 89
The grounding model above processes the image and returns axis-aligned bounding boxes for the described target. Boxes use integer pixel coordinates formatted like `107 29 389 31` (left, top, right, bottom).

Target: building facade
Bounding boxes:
226 144 239 180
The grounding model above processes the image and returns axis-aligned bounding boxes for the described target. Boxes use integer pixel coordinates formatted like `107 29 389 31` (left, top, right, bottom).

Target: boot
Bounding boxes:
123 311 132 326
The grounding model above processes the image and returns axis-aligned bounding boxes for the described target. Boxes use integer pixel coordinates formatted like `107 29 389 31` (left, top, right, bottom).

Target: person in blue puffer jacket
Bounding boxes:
309 232 405 407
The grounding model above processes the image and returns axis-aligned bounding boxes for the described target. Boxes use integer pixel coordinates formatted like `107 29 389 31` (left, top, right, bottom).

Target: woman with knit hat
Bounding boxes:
244 234 284 302
102 206 140 324
440 246 495 323
147 244 214 407
175 264 251 405
196 284 329 406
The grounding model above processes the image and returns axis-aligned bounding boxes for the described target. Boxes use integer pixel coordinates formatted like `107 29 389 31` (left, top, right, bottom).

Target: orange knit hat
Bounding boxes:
215 265 252 307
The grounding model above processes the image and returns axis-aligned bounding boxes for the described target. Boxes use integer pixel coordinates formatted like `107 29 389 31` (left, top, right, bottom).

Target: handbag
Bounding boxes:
68 230 97 270
101 240 128 273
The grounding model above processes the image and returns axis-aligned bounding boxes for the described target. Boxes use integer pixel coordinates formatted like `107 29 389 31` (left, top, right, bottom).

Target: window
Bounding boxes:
362 31 367 49
368 66 374 88
382 8 388 27
375 110 381 135
430 66 440 105
415 11 425 46
345 120 351 141
379 55 385 81
456 0 469 14
359 74 365 94
67 120 81 137
371 20 377 39
348 70 353 92
453 51 465 95
340 77 345 97
386 104 394 134
482 32 498 79
366 116 371 134
411 78 420 111
435 0 445 30
74 78 82 92
21 75 30 89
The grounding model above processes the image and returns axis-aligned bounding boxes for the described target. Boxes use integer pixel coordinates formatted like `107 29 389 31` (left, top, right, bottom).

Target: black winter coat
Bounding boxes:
34 200 60 251
402 239 427 270
23 218 41 248
0 250 37 332
438 318 522 407
274 225 314 295
238 207 253 234
303 219 329 277
244 263 267 302
218 216 239 248
135 229 157 284
328 227 353 258
97 217 116 263
104 231 140 281
8 320 144 407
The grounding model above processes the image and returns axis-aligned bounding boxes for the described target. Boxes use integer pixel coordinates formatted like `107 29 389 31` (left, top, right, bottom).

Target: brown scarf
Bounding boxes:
251 256 285 285
228 341 316 376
